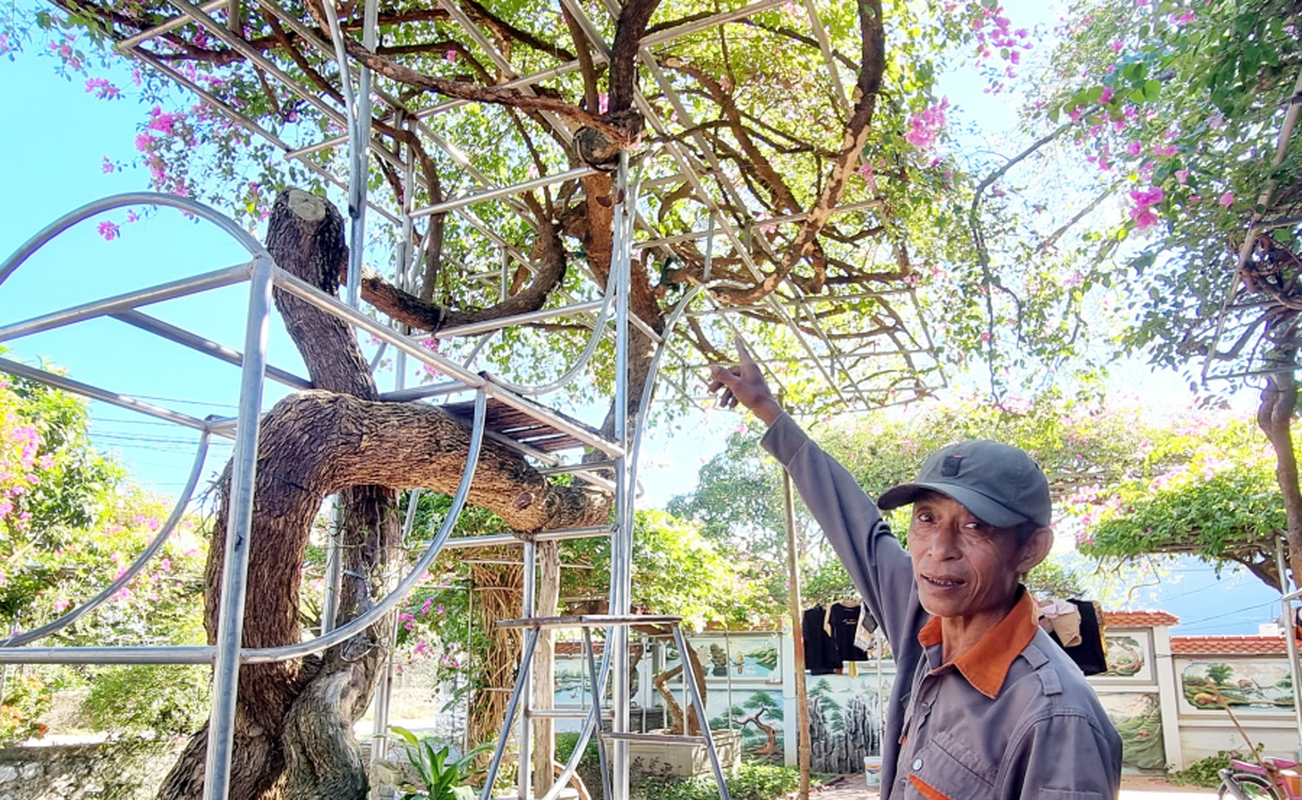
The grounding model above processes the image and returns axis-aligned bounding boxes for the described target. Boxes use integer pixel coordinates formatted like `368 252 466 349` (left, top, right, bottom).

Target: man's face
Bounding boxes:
906 491 1029 626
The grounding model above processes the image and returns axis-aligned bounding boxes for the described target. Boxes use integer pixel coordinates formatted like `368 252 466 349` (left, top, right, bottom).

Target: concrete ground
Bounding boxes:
805 773 1218 798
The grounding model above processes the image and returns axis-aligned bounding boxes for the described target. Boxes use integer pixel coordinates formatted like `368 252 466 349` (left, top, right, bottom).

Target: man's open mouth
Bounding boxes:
922 575 964 587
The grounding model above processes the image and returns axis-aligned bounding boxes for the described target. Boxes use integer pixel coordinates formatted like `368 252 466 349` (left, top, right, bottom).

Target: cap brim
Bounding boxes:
877 482 1030 529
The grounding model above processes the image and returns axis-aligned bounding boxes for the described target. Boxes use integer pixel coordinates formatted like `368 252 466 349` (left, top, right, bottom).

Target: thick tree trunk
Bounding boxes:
1257 364 1302 590
158 190 608 800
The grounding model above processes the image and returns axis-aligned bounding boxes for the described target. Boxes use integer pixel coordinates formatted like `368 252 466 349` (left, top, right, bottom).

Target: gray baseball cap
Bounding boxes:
877 440 1052 528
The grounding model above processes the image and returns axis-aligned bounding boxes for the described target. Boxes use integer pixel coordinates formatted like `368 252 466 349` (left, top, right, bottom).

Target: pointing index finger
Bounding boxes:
734 334 756 365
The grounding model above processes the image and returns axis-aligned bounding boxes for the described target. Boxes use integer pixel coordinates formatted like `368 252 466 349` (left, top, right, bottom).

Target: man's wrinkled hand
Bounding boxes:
707 336 783 425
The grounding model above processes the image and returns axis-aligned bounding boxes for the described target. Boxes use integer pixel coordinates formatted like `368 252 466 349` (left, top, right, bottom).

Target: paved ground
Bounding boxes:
803 774 1218 798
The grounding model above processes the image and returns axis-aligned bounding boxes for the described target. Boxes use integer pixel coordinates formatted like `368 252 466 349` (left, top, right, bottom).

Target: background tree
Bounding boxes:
0 363 208 744
1072 415 1289 589
1015 0 1302 584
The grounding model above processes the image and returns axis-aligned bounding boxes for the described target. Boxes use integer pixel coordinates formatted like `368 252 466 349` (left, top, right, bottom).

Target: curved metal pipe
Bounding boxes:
240 387 487 663
1 193 271 287
480 248 620 398
483 294 615 397
627 284 712 488
479 627 541 800
0 389 487 666
0 432 212 648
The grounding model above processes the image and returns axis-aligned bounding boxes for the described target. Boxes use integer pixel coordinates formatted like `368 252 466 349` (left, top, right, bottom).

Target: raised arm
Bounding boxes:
706 337 926 655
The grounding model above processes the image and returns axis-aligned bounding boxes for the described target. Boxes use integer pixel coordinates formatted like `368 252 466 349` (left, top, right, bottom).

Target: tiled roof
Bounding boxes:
1171 635 1289 656
1103 610 1180 628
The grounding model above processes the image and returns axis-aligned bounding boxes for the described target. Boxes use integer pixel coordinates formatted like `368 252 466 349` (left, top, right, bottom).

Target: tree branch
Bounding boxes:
711 0 885 306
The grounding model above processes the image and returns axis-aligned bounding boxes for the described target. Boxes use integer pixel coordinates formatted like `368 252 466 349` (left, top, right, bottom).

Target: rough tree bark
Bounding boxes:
1256 338 1302 590
157 190 608 800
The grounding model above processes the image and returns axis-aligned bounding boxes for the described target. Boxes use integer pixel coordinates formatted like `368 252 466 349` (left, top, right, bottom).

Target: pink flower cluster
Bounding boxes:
0 419 43 530
1128 186 1164 230
905 98 949 151
973 6 1033 93
48 34 80 69
84 77 120 100
147 106 180 136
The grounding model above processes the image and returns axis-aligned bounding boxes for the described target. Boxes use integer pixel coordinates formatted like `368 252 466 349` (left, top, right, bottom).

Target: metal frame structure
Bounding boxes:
3 1 948 799
0 184 725 800
106 0 943 413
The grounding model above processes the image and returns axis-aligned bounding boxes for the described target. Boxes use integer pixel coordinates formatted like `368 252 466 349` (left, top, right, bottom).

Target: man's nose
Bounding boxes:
928 524 962 559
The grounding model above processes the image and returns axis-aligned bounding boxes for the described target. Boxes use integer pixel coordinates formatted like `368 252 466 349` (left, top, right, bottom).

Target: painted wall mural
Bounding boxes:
1180 660 1295 712
1098 692 1165 770
802 672 891 773
707 688 785 757
1101 634 1151 680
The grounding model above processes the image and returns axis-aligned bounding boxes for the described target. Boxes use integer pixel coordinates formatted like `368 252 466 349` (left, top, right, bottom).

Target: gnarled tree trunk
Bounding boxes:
158 190 609 800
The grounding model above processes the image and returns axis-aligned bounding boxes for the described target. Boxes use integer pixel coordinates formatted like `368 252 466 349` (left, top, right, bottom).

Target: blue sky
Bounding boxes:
0 17 1288 635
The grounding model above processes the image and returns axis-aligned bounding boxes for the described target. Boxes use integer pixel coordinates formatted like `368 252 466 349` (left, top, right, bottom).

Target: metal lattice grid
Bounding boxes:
111 0 944 412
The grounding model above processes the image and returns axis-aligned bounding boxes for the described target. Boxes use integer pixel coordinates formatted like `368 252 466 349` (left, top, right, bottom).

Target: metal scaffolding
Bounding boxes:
1 0 945 798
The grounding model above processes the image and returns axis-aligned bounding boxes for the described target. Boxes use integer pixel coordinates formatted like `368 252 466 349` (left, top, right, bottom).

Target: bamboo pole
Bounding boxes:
783 468 812 799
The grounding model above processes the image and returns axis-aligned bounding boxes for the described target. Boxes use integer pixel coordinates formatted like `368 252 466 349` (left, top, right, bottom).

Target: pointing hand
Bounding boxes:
707 336 783 425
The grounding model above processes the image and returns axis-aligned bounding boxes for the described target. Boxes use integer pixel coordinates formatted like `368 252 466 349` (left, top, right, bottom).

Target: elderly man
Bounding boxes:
709 340 1121 800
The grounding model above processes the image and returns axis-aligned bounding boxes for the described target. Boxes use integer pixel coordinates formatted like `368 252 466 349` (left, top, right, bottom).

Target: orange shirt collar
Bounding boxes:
916 589 1039 699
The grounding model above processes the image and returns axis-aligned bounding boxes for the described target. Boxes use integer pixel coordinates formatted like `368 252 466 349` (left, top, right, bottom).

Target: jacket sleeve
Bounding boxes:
760 413 926 658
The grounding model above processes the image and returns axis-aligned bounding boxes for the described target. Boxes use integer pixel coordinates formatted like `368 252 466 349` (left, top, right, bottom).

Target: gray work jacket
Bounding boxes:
762 414 1122 799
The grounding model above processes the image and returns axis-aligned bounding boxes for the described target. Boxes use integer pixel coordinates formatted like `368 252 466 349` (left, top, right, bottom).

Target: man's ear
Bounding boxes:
1015 527 1054 575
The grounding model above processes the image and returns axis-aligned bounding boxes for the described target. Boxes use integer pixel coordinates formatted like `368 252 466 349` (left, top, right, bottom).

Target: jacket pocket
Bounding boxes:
899 732 995 799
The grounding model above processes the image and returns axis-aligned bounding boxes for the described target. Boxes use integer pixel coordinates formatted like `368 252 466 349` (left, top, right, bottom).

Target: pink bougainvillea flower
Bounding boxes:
147 106 179 135
85 77 121 100
1128 186 1164 230
1126 141 1142 156
97 221 120 241
101 156 115 174
1110 39 1123 51
1175 169 1189 183
1218 192 1234 207
0 33 12 55
1130 208 1159 230
905 98 949 151
444 48 457 63
1098 86 1113 104
1189 195 1201 203
1133 187 1164 206
1153 144 1178 156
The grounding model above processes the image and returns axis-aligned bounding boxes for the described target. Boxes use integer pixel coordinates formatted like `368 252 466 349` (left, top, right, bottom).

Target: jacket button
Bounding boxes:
912 758 923 770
